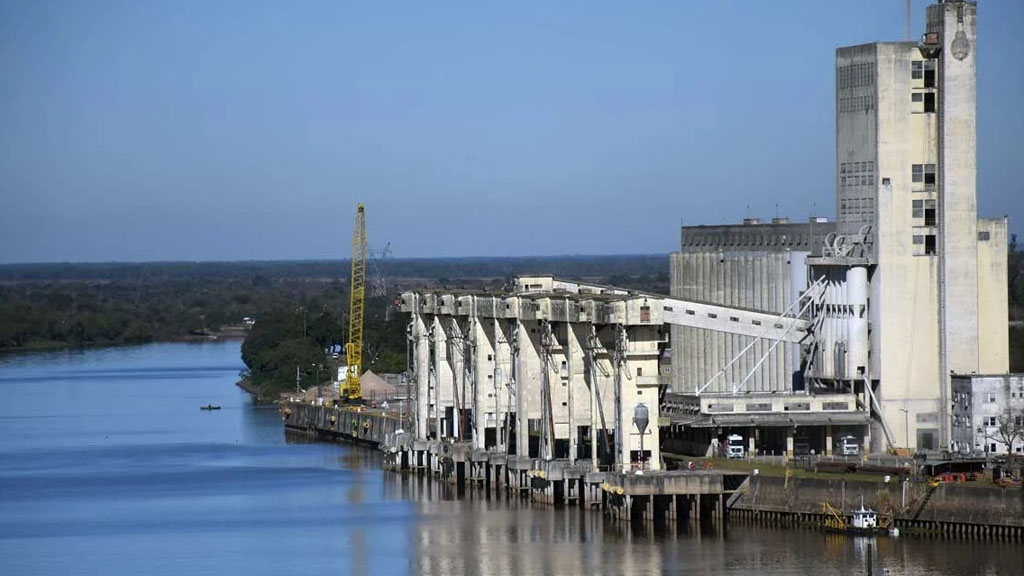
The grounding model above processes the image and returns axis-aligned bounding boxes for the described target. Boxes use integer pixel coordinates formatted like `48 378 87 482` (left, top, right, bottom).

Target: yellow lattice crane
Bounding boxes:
343 203 367 401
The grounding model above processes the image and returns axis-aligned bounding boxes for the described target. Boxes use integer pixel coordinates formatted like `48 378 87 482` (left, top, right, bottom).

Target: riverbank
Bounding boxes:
0 331 247 355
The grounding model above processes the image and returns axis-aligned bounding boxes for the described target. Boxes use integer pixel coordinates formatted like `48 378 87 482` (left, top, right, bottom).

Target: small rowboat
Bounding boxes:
200 405 221 411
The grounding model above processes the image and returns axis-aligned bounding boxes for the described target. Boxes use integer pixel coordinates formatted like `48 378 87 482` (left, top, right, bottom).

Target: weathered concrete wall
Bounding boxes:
282 402 406 447
976 217 1010 374
732 475 1024 527
921 482 1024 526
732 475 902 514
670 247 811 395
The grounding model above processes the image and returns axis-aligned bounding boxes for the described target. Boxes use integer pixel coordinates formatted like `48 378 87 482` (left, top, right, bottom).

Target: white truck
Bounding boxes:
839 435 860 456
726 434 746 459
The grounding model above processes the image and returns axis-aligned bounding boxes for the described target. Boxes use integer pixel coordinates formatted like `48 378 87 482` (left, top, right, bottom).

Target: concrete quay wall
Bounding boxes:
281 402 407 447
730 475 1024 537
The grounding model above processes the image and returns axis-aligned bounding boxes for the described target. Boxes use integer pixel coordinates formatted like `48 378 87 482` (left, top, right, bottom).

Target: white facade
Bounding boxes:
953 375 1024 456
830 0 1008 451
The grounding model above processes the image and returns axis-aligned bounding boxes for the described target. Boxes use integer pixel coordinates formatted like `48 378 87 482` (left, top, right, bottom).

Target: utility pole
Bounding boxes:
899 408 909 451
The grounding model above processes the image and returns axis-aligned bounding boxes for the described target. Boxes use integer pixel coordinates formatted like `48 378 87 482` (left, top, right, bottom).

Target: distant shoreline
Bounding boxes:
0 332 246 355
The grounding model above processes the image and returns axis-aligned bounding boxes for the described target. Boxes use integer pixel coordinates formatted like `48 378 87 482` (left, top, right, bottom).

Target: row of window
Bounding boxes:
840 161 876 188
682 234 823 248
840 161 874 174
912 234 937 256
839 94 874 113
912 164 937 186
911 91 937 113
835 163 937 191
841 210 873 224
912 199 937 226
841 174 875 188
840 197 875 211
911 60 937 88
976 442 1024 454
838 62 876 89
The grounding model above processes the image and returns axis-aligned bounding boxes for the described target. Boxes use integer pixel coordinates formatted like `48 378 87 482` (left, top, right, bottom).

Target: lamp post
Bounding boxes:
899 408 909 452
634 403 649 471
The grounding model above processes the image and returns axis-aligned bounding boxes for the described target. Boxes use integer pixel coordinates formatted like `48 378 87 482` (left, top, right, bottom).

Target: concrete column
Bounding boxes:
615 325 627 472
539 321 553 461
786 428 795 459
826 425 834 457
431 316 451 439
513 320 529 457
471 315 493 451
445 317 465 441
584 327 599 470
748 428 756 456
567 322 589 465
491 319 511 452
414 311 430 440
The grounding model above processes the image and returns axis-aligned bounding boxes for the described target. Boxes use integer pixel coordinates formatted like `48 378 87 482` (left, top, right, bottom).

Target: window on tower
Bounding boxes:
924 92 936 113
923 60 936 88
912 60 923 80
912 164 937 188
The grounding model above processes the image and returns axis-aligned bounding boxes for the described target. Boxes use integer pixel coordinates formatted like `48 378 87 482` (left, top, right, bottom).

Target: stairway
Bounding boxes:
911 480 941 520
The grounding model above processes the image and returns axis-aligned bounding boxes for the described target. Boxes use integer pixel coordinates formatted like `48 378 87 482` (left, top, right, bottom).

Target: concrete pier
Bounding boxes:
281 401 408 447
380 436 744 526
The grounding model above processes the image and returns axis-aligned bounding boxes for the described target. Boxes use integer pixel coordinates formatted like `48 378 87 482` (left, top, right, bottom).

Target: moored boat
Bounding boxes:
822 497 896 536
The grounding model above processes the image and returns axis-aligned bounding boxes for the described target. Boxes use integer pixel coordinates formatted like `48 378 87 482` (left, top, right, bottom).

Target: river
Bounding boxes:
0 341 1018 575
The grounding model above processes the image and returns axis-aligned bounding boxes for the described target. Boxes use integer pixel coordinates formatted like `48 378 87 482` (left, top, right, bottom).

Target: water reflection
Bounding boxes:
379 471 1021 576
2 342 1020 576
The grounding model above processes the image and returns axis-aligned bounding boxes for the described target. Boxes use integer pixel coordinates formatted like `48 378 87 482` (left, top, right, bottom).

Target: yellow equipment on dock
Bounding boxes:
342 203 367 401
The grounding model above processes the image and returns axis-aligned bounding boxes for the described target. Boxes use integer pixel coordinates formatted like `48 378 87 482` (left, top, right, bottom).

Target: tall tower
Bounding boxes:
834 0 1006 452
930 1 979 444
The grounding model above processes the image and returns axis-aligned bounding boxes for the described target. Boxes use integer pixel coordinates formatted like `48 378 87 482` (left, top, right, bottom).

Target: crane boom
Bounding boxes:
344 203 367 401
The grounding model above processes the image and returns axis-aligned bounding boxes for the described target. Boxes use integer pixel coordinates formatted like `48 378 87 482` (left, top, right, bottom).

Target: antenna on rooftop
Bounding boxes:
905 0 911 42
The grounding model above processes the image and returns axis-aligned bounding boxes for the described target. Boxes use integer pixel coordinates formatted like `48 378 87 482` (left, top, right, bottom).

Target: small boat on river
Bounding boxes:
200 404 221 411
822 498 898 536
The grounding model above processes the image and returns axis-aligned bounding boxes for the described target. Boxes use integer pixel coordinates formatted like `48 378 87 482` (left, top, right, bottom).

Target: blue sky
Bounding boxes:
1 0 1021 263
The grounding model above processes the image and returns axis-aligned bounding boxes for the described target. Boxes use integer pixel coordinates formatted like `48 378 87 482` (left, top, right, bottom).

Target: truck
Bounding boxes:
839 435 860 456
726 434 746 459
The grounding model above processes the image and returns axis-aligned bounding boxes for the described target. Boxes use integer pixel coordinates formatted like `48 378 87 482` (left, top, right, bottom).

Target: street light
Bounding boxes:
899 408 909 452
634 403 649 471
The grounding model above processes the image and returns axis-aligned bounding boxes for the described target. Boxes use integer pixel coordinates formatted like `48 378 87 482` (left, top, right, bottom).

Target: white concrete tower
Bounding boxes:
930 0 979 444
835 0 1007 451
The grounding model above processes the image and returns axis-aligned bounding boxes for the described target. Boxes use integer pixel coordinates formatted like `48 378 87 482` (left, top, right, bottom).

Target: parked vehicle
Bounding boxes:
726 434 746 459
839 435 860 456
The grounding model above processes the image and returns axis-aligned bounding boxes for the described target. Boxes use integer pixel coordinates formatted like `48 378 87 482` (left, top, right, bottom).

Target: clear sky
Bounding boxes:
1 0 1021 263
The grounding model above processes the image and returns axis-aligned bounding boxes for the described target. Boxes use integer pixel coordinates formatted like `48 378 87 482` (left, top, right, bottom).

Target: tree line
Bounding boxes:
2 245 1021 386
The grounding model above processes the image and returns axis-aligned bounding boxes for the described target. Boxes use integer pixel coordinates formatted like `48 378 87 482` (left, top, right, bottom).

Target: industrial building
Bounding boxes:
400 276 812 473
670 0 1010 455
399 0 1012 465
952 374 1024 456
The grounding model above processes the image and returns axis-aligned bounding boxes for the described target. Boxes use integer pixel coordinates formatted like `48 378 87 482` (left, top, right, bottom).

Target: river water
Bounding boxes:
0 341 1019 575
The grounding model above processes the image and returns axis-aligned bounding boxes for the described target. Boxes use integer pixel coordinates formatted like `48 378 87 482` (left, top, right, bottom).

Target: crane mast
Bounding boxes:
344 203 367 401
